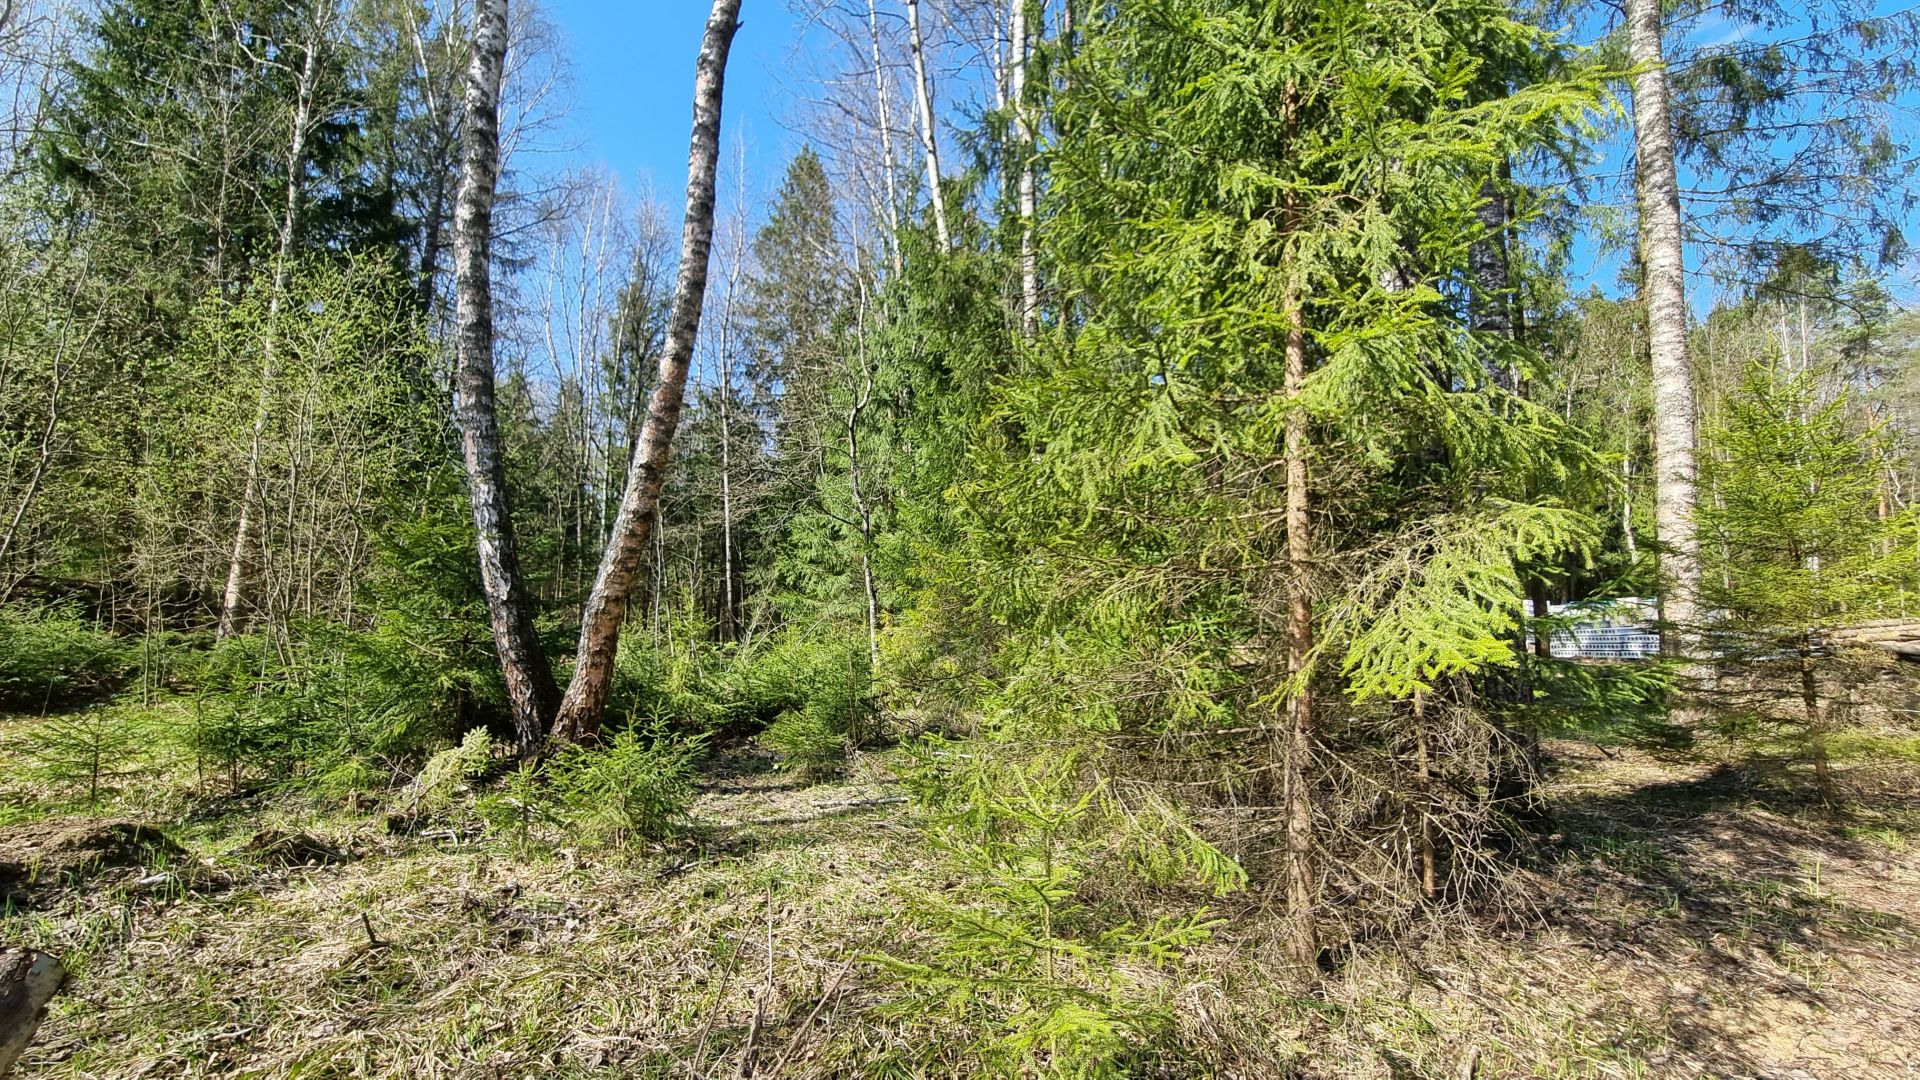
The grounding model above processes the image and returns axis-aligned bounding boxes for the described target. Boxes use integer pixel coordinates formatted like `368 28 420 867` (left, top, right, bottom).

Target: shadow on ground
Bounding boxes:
1534 749 1920 1077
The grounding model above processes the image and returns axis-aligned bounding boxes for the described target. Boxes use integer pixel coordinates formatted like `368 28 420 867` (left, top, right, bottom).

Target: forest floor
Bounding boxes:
2 721 1919 1079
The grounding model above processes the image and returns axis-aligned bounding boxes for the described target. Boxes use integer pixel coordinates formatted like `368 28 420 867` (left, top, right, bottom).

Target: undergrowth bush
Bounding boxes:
154 507 507 795
608 618 875 774
879 743 1238 1076
397 727 497 815
754 632 872 775
17 702 156 805
0 606 129 711
539 724 705 844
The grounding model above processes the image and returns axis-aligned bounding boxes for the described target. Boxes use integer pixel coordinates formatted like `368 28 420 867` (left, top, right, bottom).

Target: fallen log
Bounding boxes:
1829 619 1920 646
1876 639 1920 661
0 948 65 1078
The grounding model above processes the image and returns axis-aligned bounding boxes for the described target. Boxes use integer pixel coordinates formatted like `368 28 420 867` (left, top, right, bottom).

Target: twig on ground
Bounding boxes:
767 950 860 1074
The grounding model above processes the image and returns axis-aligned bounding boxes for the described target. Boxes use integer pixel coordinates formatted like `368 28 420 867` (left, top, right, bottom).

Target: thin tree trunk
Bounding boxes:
1414 691 1437 901
849 314 881 676
552 0 742 742
1282 269 1317 969
0 273 97 598
454 0 558 752
1799 635 1830 802
719 325 737 642
1469 177 1512 383
216 19 323 639
1626 0 1703 660
1621 455 1637 561
406 3 455 315
904 0 950 249
1009 0 1037 332
865 0 903 274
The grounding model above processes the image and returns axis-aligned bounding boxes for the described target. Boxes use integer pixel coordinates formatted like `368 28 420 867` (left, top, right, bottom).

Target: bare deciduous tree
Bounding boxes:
904 0 949 249
217 3 329 639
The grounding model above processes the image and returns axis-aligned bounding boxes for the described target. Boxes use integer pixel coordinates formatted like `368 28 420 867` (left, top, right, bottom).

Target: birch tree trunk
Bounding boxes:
865 0 903 273
216 16 324 639
850 314 881 676
1009 0 1037 333
904 0 950 249
1626 0 1703 658
552 0 742 742
454 0 558 752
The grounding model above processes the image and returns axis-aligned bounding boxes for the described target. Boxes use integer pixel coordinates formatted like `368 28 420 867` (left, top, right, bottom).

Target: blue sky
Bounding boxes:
539 0 811 208
536 0 1917 309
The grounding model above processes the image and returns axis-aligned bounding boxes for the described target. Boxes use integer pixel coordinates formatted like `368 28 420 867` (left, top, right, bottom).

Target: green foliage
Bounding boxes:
880 745 1233 1075
1330 503 1596 700
748 632 873 775
1700 362 1918 642
605 610 735 732
1531 656 1688 750
138 486 502 795
475 760 553 854
541 724 705 844
397 728 497 815
0 607 128 711
941 0 1614 753
607 619 876 776
37 0 410 320
178 679 290 793
18 704 151 805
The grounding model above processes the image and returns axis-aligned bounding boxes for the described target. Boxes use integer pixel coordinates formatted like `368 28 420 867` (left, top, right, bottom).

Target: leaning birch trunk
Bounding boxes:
552 0 742 743
1009 0 1038 333
454 0 559 751
1626 0 1702 660
216 20 323 639
850 317 881 677
904 0 950 249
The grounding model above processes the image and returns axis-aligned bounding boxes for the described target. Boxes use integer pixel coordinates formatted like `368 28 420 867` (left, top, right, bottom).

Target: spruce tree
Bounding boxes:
1698 363 1919 800
953 0 1609 960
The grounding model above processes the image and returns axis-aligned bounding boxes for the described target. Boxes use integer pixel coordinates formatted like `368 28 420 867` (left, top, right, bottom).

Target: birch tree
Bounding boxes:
904 0 950 249
453 0 558 752
552 0 742 742
1009 0 1036 332
1625 0 1702 658
216 2 330 638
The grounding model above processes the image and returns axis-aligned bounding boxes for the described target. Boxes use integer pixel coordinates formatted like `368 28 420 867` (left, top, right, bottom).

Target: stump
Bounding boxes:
0 949 64 1078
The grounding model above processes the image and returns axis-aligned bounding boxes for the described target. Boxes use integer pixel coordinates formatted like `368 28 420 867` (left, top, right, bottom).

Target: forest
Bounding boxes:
0 0 1918 1075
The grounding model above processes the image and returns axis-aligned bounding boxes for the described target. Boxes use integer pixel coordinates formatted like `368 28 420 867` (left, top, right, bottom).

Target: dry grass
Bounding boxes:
3 718 1919 1078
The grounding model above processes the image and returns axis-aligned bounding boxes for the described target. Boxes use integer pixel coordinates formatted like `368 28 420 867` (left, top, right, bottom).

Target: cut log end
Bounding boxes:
0 948 65 1078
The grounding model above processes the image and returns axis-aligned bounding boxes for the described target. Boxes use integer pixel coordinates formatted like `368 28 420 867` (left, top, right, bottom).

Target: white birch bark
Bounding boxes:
453 0 558 750
553 0 743 741
1626 0 1703 656
866 0 903 272
1010 0 1037 333
904 0 950 249
216 13 324 638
